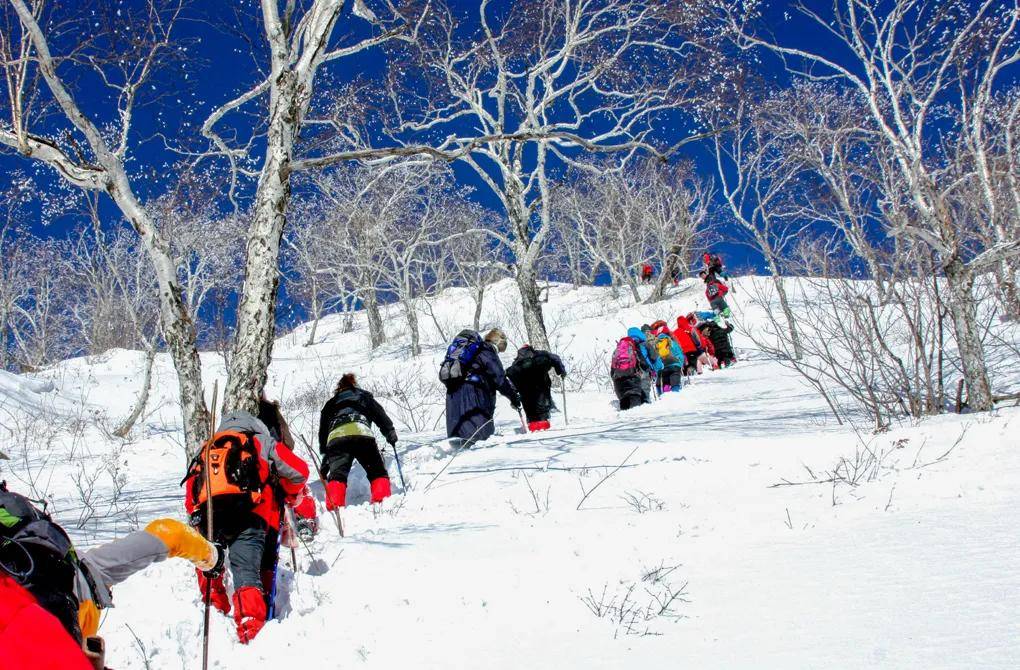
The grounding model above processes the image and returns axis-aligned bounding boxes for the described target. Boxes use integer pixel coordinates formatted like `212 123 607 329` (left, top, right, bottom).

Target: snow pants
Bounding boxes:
659 367 684 392
613 375 647 410
446 382 497 444
710 297 731 317
322 436 389 484
521 388 555 423
196 513 276 591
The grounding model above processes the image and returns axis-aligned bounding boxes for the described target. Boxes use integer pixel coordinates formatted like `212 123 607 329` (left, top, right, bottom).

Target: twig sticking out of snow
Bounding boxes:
577 445 639 510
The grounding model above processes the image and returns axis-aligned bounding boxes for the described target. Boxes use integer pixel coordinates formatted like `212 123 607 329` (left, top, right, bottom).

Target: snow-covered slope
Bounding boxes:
1 278 1018 669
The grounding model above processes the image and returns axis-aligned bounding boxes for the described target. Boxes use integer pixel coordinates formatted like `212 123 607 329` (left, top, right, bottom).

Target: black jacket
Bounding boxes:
318 387 397 451
506 347 566 422
697 321 735 360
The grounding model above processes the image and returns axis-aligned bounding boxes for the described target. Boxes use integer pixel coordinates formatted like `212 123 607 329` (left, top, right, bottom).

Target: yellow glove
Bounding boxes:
78 599 101 639
145 518 217 571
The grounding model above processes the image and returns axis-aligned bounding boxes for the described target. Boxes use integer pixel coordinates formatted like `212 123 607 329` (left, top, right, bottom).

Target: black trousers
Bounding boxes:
613 375 648 410
660 367 684 389
195 498 279 591
323 436 389 484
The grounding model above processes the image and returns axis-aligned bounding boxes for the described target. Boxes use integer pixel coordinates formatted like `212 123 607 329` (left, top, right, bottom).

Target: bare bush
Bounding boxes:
621 490 665 514
744 241 969 428
581 563 689 637
507 471 551 516
368 368 446 434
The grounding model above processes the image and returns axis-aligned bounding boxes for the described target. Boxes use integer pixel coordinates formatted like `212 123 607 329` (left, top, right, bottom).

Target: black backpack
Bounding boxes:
0 481 84 642
439 330 484 385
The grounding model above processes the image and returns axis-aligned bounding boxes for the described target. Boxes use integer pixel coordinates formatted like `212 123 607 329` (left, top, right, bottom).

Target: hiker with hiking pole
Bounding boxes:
440 328 523 447
506 344 567 432
183 407 309 644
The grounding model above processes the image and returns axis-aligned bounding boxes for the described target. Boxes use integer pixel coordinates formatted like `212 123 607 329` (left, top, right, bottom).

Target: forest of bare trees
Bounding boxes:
1 0 1017 442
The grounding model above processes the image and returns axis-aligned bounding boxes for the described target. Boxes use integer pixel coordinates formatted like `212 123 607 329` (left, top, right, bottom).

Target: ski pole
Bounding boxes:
390 443 406 490
298 433 345 538
202 381 218 670
266 504 284 621
517 407 529 433
560 377 569 426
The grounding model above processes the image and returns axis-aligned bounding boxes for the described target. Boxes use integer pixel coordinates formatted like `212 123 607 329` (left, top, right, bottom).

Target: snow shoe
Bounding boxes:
296 516 318 541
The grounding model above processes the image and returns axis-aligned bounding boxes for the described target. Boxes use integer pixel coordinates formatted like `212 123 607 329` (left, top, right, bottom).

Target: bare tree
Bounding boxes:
1 0 209 448
198 1 420 412
62 207 162 437
728 0 1020 409
711 101 809 358
387 0 733 349
447 207 507 332
554 160 712 304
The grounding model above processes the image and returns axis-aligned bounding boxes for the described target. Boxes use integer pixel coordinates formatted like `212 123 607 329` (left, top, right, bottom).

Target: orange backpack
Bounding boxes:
184 430 267 507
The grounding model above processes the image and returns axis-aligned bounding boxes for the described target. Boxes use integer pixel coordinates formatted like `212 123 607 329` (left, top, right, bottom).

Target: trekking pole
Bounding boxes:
560 378 569 426
390 443 406 490
201 381 218 670
517 407 529 433
266 504 284 621
297 434 345 538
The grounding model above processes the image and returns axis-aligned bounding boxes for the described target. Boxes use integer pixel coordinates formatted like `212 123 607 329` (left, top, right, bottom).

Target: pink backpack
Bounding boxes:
610 337 639 378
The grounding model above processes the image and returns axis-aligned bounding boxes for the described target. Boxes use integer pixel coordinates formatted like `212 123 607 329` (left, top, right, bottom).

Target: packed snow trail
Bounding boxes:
98 355 1019 669
4 278 1018 668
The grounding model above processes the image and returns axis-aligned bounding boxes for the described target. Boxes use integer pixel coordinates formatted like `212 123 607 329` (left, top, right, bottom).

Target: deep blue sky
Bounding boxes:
2 0 836 323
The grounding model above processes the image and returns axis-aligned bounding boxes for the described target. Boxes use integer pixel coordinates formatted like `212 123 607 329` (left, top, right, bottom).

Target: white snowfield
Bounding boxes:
2 277 1018 669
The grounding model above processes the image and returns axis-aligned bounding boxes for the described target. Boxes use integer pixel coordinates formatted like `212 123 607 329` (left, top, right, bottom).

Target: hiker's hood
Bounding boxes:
627 327 646 342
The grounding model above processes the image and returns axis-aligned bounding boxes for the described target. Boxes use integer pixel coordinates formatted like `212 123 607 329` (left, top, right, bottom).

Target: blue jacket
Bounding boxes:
627 328 663 372
655 334 685 370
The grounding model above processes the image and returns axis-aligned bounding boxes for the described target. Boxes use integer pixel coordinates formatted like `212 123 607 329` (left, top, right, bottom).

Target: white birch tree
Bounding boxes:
727 0 1020 410
384 0 733 349
0 0 210 447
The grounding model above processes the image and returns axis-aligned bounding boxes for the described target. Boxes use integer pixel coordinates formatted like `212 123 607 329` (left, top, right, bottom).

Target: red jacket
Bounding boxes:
0 574 92 670
672 317 702 354
705 278 728 301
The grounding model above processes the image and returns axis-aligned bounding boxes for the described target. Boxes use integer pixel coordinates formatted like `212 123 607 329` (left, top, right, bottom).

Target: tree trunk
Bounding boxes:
113 347 156 438
108 178 209 453
304 291 321 346
646 247 682 304
944 258 994 411
365 288 385 349
767 267 804 360
472 284 485 331
224 71 301 414
404 298 421 356
995 259 1020 321
515 262 550 350
626 275 641 304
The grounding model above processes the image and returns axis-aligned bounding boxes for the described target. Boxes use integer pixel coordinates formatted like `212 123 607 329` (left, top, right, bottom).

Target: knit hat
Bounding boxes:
485 328 508 353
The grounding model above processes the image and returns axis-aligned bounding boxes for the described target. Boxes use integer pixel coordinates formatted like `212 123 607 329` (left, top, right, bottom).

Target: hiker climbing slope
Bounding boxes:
1 481 221 669
317 372 398 510
441 328 521 446
506 344 567 432
183 410 308 644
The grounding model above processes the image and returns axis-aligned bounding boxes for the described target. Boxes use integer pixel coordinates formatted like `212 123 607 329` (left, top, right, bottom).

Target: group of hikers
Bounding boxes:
613 253 737 409
1 375 405 666
0 252 735 667
441 328 567 447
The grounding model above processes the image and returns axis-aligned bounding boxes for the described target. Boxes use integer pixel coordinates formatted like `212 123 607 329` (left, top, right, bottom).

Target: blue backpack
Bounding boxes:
439 330 483 385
